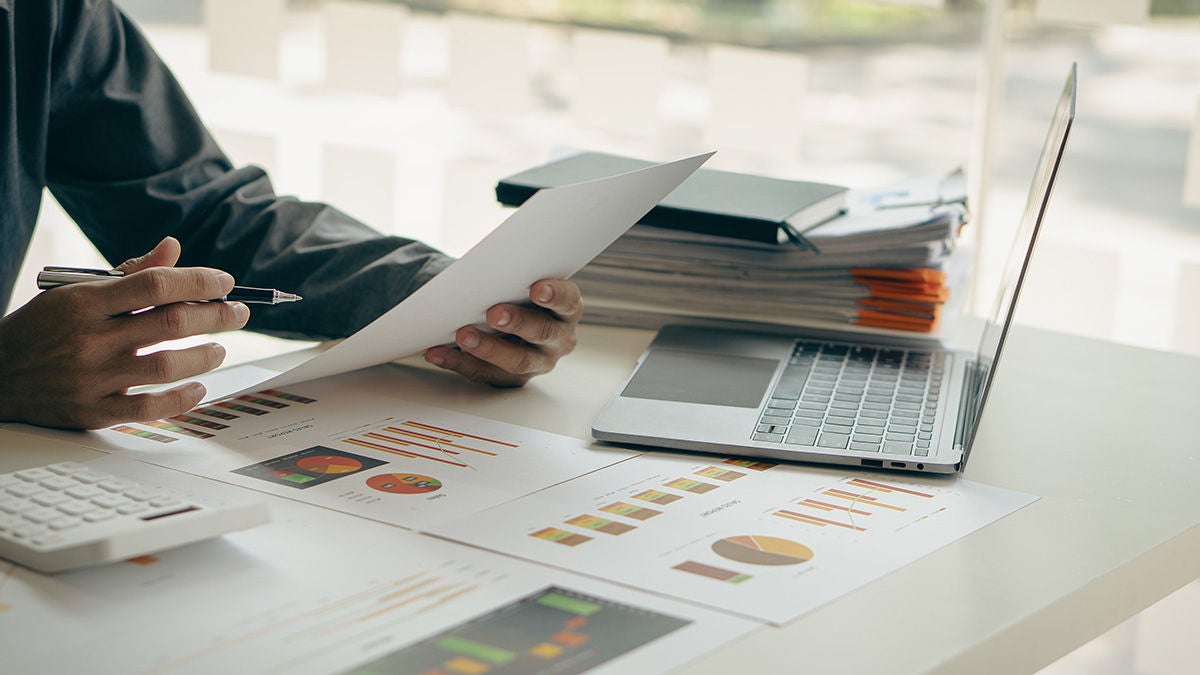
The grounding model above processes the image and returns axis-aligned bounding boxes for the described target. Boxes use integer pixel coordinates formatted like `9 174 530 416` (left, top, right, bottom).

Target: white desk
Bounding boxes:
2 322 1198 673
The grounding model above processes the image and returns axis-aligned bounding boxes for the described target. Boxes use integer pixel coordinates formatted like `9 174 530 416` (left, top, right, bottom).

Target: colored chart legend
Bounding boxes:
194 407 238 421
236 394 288 409
711 536 813 566
663 478 718 494
694 466 746 482
722 458 777 472
169 414 228 431
350 587 690 675
259 389 317 404
672 560 752 585
564 515 635 536
530 528 592 547
214 401 270 416
112 425 176 443
143 419 214 440
599 502 661 521
632 489 682 505
341 419 519 469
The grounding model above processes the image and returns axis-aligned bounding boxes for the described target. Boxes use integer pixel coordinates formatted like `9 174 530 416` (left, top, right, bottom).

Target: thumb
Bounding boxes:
116 237 182 274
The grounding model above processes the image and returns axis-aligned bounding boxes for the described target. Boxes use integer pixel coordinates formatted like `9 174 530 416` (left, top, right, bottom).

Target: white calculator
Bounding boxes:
0 455 269 573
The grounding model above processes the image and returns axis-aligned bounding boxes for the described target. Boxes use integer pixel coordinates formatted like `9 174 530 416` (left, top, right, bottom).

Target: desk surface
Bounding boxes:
3 322 1198 674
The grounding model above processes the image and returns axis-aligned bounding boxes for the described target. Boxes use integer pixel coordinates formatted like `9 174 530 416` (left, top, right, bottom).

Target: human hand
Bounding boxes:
423 279 582 387
0 237 250 429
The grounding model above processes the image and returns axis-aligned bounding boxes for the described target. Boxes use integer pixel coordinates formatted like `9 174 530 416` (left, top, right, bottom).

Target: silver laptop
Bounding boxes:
592 64 1077 475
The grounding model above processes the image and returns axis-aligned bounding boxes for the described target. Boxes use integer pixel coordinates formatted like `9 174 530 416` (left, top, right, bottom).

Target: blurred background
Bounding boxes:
11 2 1199 671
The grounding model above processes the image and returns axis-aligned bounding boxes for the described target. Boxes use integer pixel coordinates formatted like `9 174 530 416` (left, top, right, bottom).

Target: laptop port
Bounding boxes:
890 462 907 468
860 459 883 468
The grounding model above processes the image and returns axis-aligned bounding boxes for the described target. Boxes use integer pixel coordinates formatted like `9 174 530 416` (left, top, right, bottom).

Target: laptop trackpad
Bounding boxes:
621 349 779 408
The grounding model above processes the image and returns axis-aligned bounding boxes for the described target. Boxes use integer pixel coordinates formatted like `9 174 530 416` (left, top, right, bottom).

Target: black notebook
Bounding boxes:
496 151 848 246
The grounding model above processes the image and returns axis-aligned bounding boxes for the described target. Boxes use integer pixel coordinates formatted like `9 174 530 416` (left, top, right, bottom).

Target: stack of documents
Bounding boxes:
571 170 970 337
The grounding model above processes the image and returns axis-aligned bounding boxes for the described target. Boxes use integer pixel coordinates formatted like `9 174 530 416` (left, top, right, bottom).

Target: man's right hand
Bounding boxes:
0 237 250 430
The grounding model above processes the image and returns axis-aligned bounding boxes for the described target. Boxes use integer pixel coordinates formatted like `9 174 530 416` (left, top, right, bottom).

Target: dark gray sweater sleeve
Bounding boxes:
42 0 453 340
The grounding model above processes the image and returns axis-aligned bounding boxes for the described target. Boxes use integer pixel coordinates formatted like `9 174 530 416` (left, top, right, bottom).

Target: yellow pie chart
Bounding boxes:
711 535 813 566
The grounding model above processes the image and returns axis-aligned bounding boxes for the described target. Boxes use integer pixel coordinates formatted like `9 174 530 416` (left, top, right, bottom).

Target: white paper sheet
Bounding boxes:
431 452 1038 625
28 368 637 530
233 152 712 397
0 478 758 675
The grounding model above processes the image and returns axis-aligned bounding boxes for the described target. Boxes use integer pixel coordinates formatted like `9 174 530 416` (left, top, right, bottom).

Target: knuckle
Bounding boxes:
513 351 540 376
159 304 192 337
143 351 178 382
141 268 174 304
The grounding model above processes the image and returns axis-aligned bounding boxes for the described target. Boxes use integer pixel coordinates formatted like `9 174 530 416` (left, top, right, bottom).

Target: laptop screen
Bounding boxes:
964 64 1077 457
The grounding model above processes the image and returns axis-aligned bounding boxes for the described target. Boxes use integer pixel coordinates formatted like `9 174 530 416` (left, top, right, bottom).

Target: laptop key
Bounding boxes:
795 409 824 419
915 447 930 457
850 442 881 452
886 433 915 443
828 409 856 419
882 441 912 454
791 416 821 428
753 432 785 444
852 434 882 445
817 433 850 449
785 427 819 446
761 414 790 425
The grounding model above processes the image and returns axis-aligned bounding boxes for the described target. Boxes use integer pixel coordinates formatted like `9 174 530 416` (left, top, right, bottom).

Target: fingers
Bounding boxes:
95 382 208 429
527 279 584 324
424 342 533 388
116 237 182 274
114 301 250 349
113 343 229 389
99 266 236 316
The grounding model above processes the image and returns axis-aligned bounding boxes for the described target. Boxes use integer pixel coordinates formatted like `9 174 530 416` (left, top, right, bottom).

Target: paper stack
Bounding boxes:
570 170 970 339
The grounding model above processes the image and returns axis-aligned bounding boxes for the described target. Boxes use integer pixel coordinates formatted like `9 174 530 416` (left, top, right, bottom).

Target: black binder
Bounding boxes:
496 151 847 246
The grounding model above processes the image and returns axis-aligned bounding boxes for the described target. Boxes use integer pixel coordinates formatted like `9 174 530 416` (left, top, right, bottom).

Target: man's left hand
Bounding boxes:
423 279 582 387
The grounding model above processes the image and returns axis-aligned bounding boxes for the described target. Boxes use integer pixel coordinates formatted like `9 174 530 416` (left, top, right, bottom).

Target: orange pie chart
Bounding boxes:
367 473 443 494
296 455 363 474
711 535 813 566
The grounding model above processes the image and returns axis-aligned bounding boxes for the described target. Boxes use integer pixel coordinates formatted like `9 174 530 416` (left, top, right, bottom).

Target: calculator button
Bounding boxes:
31 492 71 507
0 475 20 488
0 515 23 532
66 485 104 500
117 503 149 516
99 479 134 493
12 524 48 538
6 483 42 498
83 511 117 523
32 534 66 547
0 497 35 514
49 517 82 530
71 471 111 484
92 495 130 509
124 488 155 502
57 501 96 517
39 476 77 491
15 468 55 482
23 508 62 524
46 462 87 475
149 497 182 508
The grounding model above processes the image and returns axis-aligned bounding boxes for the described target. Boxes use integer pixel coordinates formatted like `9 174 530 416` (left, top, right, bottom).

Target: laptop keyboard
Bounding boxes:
752 342 945 457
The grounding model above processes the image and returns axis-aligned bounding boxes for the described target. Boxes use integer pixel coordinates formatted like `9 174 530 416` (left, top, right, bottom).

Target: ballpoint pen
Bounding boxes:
36 266 303 305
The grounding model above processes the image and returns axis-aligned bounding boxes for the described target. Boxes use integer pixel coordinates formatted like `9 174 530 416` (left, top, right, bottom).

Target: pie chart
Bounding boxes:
367 473 443 494
711 535 813 566
296 455 363 474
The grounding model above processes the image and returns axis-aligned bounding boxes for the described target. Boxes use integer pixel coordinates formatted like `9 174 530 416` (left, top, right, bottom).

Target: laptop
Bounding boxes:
592 64 1077 475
